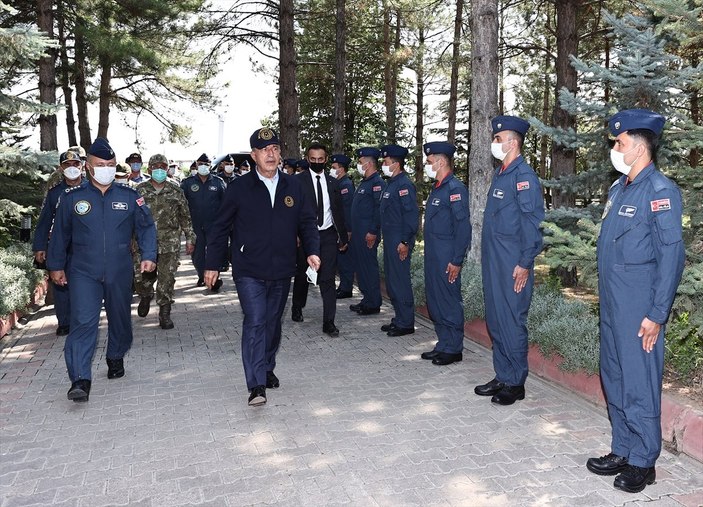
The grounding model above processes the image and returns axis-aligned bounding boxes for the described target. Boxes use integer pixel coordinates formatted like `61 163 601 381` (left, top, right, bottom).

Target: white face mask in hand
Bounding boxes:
92 166 116 185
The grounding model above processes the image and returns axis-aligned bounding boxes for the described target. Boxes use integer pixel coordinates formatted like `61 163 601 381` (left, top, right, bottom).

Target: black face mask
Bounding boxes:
309 162 325 173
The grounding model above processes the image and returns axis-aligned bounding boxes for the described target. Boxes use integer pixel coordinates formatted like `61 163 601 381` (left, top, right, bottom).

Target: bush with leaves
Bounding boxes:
0 242 45 317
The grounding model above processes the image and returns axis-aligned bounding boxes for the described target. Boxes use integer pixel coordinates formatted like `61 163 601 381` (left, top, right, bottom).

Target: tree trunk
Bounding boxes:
332 0 346 153
278 0 300 158
414 28 425 187
467 0 498 263
74 27 92 149
539 5 551 183
690 53 700 168
37 0 57 151
383 4 399 143
551 0 579 209
97 59 111 138
447 0 464 143
56 0 76 147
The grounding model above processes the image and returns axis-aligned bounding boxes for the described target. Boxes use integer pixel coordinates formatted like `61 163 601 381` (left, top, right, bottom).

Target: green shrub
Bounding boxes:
0 242 45 317
665 312 703 386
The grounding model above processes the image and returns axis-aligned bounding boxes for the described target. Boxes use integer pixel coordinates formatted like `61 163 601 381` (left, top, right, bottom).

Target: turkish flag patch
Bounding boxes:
341 188 348 194
517 181 530 191
373 185 382 192
399 189 409 196
136 197 145 206
650 198 671 212
450 194 461 202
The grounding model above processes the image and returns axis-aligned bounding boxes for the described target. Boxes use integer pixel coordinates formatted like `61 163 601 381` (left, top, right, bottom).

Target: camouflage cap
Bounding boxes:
67 145 86 158
149 154 169 166
115 163 131 177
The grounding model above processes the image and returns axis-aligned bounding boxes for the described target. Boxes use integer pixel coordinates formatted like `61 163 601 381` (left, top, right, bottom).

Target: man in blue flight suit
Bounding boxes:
474 116 544 405
330 154 356 299
349 147 386 315
180 153 227 290
282 158 297 175
33 150 85 336
586 109 684 493
379 145 419 336
217 154 238 185
204 128 320 407
47 137 157 403
420 142 471 365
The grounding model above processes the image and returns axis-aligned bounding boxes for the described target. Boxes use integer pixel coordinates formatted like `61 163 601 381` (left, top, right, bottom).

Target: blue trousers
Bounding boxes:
234 277 291 390
424 264 464 354
383 239 414 328
351 233 381 308
52 281 70 327
64 270 134 381
191 228 209 280
337 243 355 292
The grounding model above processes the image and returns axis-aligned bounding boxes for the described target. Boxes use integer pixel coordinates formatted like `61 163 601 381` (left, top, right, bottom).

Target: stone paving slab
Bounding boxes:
2 256 703 507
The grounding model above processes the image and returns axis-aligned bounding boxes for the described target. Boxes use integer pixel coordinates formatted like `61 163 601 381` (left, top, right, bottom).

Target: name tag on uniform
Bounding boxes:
492 188 504 199
112 202 128 210
382 192 390 199
373 185 382 192
209 186 218 191
341 188 349 194
650 199 671 212
618 205 637 218
431 198 441 206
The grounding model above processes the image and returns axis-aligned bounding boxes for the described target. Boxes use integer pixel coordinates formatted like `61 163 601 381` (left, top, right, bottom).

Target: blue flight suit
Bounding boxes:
424 173 471 353
180 174 227 279
350 171 386 309
46 181 157 381
380 172 419 329
597 164 684 468
204 171 320 390
33 179 84 328
482 155 544 387
337 174 355 293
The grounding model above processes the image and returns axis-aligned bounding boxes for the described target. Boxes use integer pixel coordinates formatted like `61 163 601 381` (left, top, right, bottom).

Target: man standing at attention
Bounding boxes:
135 154 196 329
475 116 544 405
379 144 419 337
420 142 471 365
586 109 684 493
47 138 157 402
204 128 320 407
330 154 355 299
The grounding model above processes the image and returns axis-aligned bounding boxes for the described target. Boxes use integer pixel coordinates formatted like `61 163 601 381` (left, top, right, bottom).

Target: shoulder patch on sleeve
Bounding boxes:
373 185 382 192
650 198 671 212
341 188 348 194
450 193 461 202
517 181 530 191
399 188 409 196
136 196 145 206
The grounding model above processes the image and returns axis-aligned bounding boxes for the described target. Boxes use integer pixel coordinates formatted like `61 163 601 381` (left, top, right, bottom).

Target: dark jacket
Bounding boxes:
295 169 348 246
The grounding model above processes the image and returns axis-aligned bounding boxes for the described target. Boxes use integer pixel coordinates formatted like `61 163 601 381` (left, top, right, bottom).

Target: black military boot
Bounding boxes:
137 295 152 317
159 304 174 330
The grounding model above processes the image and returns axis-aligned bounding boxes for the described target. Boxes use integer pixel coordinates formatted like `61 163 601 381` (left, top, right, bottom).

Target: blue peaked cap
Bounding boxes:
295 159 309 170
356 147 381 159
609 109 665 136
249 127 280 149
330 154 351 168
492 115 530 136
283 158 297 167
423 141 456 157
88 137 115 160
380 144 409 159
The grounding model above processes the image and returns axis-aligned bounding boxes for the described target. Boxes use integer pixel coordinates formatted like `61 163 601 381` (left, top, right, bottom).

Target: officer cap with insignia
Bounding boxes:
491 115 530 136
189 161 197 170
249 127 280 149
380 144 409 159
126 152 142 163
295 159 309 170
88 137 116 161
223 155 234 164
423 141 456 158
60 150 82 164
356 147 381 159
197 153 211 164
283 158 297 168
330 154 351 168
67 145 86 159
608 108 665 137
115 163 130 178
149 154 168 166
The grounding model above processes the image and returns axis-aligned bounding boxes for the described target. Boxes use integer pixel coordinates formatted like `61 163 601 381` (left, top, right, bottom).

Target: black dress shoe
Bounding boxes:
357 306 380 315
248 385 266 406
431 352 463 365
211 279 223 292
56 325 70 336
474 378 505 396
323 322 340 337
614 465 655 493
586 453 629 476
387 327 414 337
67 379 91 402
336 289 353 299
381 322 396 332
266 371 280 389
491 385 525 405
137 296 152 317
349 303 362 312
106 358 125 379
421 350 440 360
291 307 303 322
196 278 205 287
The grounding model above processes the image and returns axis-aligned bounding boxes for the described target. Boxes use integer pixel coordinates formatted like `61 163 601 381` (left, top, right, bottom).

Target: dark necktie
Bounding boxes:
316 175 324 227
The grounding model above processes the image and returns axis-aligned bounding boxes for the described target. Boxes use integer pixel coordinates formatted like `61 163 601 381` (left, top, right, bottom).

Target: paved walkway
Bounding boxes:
2 255 702 507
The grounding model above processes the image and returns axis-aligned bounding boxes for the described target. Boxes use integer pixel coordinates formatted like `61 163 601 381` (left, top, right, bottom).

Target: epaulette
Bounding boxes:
649 170 675 193
64 184 85 194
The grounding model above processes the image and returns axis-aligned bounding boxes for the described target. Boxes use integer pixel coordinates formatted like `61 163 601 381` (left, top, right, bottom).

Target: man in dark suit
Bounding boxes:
291 142 349 336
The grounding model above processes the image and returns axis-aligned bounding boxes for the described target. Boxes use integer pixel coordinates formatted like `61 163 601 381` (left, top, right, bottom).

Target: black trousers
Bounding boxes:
292 227 339 324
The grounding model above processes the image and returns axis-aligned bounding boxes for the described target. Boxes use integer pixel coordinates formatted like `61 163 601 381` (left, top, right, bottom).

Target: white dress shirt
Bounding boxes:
309 170 334 230
256 169 279 207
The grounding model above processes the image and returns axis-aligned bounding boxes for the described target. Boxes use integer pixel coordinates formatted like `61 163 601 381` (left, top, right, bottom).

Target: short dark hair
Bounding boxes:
627 129 660 162
509 131 524 150
389 157 405 171
436 153 453 167
306 142 327 155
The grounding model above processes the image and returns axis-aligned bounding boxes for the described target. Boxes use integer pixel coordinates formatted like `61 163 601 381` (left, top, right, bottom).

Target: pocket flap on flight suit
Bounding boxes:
653 210 680 245
517 185 534 212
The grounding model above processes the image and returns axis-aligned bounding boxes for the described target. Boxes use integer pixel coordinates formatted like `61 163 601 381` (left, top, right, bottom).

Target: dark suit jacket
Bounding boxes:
296 170 349 247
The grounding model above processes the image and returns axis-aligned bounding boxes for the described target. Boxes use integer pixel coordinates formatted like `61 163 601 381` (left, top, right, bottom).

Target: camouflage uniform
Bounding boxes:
134 180 196 307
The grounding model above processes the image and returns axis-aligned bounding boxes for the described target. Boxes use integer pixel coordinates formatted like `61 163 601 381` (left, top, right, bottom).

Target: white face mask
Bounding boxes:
223 165 234 174
357 163 365 176
63 166 82 180
491 141 510 161
424 163 437 180
610 144 641 176
167 167 176 176
197 164 210 176
329 168 338 178
92 166 116 185
240 169 250 176
381 165 393 177
115 177 129 184
190 169 197 176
